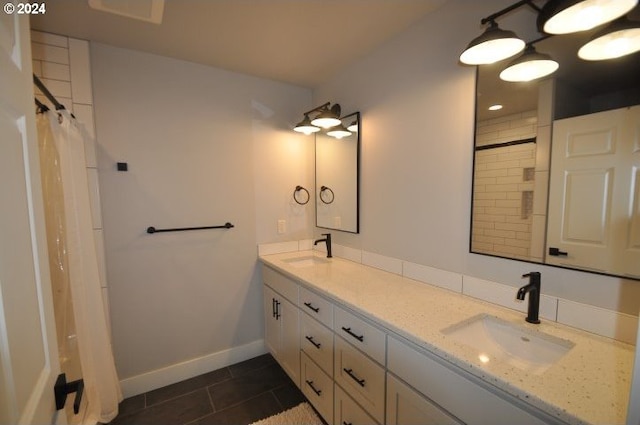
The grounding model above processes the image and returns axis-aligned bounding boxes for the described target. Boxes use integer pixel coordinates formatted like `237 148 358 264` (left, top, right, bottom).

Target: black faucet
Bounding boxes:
517 272 541 324
314 233 332 258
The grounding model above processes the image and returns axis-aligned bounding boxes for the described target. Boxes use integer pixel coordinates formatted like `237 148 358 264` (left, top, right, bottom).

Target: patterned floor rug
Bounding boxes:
249 402 324 425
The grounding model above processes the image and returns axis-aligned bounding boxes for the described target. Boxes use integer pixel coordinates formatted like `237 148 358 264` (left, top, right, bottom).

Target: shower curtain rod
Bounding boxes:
33 74 71 114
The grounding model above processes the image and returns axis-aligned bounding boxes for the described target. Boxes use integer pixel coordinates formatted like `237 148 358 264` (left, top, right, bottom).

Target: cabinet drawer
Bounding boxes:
386 373 462 425
334 305 386 365
335 384 379 425
334 336 385 424
300 313 334 376
301 352 334 425
299 286 333 328
262 265 298 303
387 336 555 425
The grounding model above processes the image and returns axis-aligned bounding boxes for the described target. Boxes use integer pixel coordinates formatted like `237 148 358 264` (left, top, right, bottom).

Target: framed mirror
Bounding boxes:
470 9 640 280
315 111 360 233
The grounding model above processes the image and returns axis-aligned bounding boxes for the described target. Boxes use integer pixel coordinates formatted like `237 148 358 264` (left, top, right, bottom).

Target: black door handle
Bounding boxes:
54 373 84 414
549 247 568 256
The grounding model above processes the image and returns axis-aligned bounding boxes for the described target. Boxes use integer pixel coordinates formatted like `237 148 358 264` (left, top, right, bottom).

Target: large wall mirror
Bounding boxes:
470 8 640 280
316 111 360 233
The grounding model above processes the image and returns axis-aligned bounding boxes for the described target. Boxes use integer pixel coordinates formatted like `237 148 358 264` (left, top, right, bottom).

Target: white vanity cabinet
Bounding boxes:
387 336 564 425
386 373 463 425
262 263 570 425
262 267 300 386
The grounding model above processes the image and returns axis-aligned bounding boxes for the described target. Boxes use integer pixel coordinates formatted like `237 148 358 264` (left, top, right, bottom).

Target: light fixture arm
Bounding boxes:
480 0 542 25
302 102 331 117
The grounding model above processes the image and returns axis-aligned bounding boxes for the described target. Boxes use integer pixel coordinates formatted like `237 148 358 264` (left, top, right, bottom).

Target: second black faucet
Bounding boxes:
314 233 332 258
517 272 541 324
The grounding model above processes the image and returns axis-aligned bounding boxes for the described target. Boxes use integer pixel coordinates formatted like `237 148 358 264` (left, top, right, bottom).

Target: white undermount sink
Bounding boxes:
441 314 574 375
282 255 330 268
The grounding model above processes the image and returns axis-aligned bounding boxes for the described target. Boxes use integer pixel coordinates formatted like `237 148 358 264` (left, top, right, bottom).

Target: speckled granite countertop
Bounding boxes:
259 251 635 425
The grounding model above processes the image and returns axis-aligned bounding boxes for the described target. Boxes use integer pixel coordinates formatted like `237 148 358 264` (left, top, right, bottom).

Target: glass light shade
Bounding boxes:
311 111 341 128
293 115 320 135
541 0 638 35
460 23 525 65
347 120 358 132
500 47 559 82
327 124 352 139
578 18 640 60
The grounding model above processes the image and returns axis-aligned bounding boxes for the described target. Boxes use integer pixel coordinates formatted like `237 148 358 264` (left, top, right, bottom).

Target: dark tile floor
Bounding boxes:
107 353 308 425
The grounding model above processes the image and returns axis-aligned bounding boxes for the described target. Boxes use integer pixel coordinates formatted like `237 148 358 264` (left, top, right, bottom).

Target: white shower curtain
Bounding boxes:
38 109 122 424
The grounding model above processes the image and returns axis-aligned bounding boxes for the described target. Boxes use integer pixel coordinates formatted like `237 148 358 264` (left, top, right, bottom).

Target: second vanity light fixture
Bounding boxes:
460 0 640 82
294 102 353 139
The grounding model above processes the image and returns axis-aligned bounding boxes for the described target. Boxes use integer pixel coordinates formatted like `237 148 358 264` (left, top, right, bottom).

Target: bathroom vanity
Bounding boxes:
259 251 634 425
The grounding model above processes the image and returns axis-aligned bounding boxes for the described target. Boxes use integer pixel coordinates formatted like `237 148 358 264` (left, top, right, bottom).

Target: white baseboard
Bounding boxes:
119 339 266 398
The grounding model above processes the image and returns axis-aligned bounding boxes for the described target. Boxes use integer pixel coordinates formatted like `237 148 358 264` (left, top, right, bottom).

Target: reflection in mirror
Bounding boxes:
471 8 640 280
316 112 360 233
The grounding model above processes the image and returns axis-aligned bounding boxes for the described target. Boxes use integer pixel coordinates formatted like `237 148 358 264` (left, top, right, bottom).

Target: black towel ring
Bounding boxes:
319 186 335 204
293 185 310 205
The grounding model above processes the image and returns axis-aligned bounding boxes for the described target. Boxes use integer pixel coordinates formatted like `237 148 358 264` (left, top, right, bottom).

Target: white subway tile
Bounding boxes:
101 287 112 338
258 241 299 256
87 168 102 229
333 244 362 263
31 42 69 64
42 62 70 81
31 30 68 48
403 262 462 293
72 104 97 166
69 38 93 104
94 229 108 288
298 239 314 251
362 251 402 275
557 299 638 344
36 77 71 98
462 276 558 321
32 60 42 77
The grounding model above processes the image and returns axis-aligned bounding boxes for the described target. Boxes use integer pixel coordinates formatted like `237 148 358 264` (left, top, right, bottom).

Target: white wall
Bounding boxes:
91 43 313 386
313 0 640 316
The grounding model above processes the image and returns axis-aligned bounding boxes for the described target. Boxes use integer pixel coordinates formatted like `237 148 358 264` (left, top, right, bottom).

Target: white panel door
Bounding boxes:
0 13 65 425
547 106 640 277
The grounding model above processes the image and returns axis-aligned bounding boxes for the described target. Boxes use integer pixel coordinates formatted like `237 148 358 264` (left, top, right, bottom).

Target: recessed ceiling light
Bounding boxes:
488 104 503 111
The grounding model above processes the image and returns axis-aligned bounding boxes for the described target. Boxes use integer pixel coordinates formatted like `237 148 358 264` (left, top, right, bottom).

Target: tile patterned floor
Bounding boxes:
107 354 308 425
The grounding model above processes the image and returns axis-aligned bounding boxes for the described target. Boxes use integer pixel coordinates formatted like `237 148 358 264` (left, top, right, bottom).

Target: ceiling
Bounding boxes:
31 0 448 88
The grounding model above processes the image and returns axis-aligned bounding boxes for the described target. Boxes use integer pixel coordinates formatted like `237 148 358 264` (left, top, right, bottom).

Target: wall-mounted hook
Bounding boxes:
293 185 310 205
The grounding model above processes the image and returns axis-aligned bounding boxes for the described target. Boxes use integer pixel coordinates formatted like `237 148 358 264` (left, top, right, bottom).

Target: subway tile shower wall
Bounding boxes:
31 30 112 334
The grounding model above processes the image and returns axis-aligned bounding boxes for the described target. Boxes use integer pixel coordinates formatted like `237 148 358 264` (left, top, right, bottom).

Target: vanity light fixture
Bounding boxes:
538 0 638 35
462 0 639 84
294 114 321 135
311 103 342 128
500 44 559 82
326 123 352 139
460 21 526 65
577 16 640 60
488 104 504 111
294 102 354 139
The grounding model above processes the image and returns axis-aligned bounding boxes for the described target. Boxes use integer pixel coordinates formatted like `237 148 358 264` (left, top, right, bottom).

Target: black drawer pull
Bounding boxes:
304 302 320 313
272 298 277 318
343 368 365 387
305 380 322 396
305 335 321 349
341 326 364 342
275 300 281 320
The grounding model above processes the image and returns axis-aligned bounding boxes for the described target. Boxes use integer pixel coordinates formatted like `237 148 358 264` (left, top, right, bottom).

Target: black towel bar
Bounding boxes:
146 222 234 234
